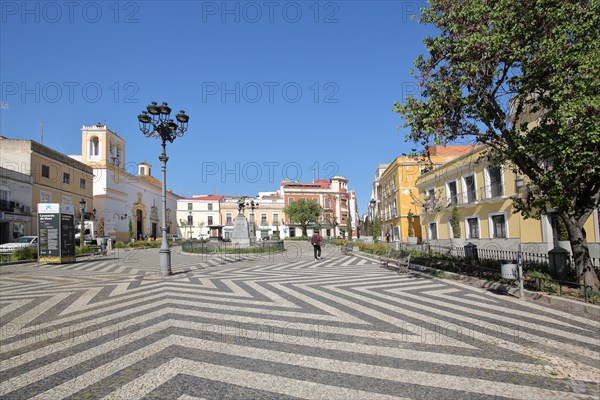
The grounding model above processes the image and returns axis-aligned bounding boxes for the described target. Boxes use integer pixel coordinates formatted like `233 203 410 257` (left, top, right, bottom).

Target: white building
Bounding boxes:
176 195 223 239
70 124 181 242
0 166 33 243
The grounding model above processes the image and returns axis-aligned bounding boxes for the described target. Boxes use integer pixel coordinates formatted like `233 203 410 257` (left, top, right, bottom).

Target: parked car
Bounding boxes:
0 236 39 254
171 234 182 241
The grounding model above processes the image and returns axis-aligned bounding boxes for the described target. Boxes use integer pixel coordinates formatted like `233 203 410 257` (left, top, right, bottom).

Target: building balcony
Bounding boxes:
482 184 505 200
0 200 32 214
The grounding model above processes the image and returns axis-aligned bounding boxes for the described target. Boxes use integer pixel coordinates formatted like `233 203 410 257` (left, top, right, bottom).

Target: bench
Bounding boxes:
340 243 354 255
379 249 411 273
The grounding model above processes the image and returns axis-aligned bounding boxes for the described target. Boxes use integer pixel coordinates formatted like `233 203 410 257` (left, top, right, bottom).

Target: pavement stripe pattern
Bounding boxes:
0 244 598 399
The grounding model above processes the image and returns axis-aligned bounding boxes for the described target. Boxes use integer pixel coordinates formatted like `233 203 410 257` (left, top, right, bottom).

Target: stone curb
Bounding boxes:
353 251 600 317
0 259 38 267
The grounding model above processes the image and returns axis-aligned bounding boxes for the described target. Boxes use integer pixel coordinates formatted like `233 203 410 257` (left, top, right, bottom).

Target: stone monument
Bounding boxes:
232 198 251 245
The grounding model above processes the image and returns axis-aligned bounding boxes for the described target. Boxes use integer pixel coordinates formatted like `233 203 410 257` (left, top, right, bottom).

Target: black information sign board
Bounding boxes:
61 213 75 262
38 203 76 264
39 213 60 262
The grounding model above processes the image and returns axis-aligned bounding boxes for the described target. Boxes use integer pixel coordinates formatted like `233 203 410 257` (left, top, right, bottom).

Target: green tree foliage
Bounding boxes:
373 216 382 243
79 215 85 249
98 217 105 239
450 206 461 239
128 219 134 242
346 214 352 240
283 198 322 237
395 0 600 288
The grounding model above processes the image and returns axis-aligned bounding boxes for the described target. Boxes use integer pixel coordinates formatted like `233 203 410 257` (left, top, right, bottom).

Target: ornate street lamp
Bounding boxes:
246 200 259 241
137 101 189 276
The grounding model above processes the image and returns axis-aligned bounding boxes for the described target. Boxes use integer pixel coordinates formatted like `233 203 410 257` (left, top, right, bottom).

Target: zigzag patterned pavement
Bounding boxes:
1 243 598 399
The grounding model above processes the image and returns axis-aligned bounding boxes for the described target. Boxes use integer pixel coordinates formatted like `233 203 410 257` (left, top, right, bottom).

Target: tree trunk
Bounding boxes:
561 214 600 290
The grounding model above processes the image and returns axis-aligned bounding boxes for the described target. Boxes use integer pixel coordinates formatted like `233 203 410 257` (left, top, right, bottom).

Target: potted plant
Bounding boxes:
97 217 105 245
407 210 417 245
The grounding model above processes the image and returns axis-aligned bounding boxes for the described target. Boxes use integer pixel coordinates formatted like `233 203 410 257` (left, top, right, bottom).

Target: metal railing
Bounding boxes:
182 240 285 258
396 241 599 302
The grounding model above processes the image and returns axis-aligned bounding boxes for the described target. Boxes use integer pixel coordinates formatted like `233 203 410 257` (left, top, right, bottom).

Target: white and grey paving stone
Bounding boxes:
0 243 598 399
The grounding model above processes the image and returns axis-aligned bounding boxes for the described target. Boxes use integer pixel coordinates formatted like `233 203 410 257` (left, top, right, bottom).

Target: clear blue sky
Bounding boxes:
1 0 435 213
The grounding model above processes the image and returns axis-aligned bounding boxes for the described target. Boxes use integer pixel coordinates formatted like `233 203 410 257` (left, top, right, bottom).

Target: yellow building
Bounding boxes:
415 145 600 255
0 137 94 235
378 146 473 242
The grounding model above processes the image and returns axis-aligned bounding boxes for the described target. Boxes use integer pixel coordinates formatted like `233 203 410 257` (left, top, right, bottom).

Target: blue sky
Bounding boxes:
1 0 434 213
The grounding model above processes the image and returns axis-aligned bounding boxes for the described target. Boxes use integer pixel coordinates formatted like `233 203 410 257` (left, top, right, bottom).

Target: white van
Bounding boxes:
75 220 97 245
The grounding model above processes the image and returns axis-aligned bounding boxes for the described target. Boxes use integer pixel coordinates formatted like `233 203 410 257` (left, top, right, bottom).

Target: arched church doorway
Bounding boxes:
136 209 143 240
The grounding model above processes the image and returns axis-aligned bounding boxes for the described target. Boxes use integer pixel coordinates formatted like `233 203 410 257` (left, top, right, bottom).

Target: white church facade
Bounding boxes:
70 123 180 242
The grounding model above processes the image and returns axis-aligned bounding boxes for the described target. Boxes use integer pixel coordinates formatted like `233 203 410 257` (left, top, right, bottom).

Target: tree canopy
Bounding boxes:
395 0 600 287
283 198 322 237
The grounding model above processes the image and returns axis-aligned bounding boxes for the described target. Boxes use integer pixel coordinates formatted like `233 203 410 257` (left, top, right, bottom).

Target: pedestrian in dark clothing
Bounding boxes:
310 230 323 261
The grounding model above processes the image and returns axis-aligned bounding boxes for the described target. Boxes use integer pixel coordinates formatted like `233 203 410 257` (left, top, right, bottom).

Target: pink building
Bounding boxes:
280 176 358 238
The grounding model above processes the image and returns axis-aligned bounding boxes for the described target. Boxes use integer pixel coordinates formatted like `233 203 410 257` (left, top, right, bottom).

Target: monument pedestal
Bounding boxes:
232 214 250 245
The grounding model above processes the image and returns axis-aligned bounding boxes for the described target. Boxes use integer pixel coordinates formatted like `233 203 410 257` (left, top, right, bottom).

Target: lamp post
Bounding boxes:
188 211 193 240
370 199 376 232
79 199 86 248
138 101 189 276
246 200 259 242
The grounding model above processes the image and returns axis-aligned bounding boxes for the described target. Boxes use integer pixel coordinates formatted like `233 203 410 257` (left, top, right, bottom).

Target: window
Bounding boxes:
63 173 70 184
261 213 268 225
429 222 438 240
187 203 193 210
187 214 193 226
80 179 86 189
325 198 331 208
62 196 72 206
0 185 9 203
447 181 458 206
89 136 99 157
208 203 213 211
288 198 294 205
140 167 145 175
425 188 436 211
40 191 51 203
486 166 503 198
273 213 279 224
42 165 50 178
463 175 477 203
208 216 213 225
226 213 232 225
490 213 507 238
466 217 479 238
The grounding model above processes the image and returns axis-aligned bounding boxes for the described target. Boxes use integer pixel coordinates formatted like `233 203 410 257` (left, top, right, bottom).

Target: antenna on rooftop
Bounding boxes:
40 122 44 144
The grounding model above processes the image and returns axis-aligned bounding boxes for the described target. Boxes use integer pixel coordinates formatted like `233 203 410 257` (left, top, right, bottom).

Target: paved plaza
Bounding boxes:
0 243 599 399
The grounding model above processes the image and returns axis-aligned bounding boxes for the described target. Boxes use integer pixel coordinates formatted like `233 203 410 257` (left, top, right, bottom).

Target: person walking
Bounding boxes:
310 230 323 261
